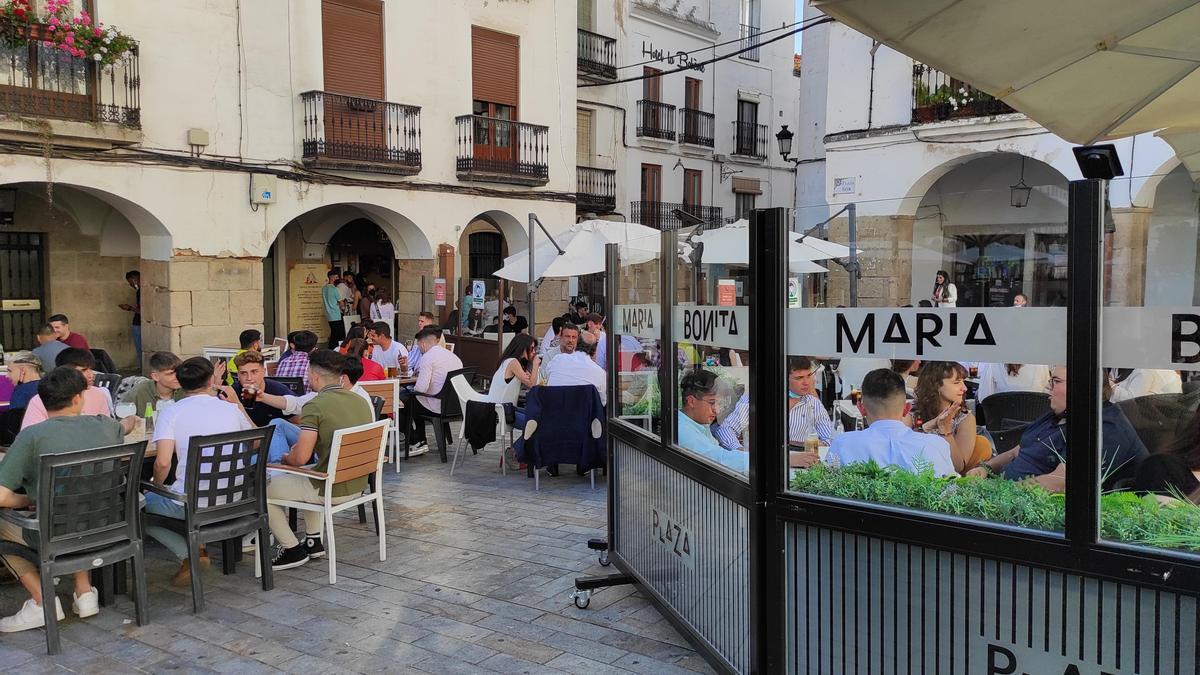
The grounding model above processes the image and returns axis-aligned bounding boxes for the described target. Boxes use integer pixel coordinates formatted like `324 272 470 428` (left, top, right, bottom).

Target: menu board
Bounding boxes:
288 263 331 341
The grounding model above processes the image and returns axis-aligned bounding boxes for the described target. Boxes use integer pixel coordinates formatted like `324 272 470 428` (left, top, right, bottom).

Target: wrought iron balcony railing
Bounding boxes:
577 29 617 80
630 201 723 231
637 100 676 141
456 115 549 185
739 23 761 62
576 166 616 213
0 34 139 127
732 121 767 159
679 108 714 148
301 91 421 174
911 62 1016 124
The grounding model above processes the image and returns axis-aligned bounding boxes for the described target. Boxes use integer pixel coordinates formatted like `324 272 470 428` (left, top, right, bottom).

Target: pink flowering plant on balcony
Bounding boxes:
0 0 134 67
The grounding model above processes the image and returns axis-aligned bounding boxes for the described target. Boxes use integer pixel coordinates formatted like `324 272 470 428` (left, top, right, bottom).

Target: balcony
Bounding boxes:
911 63 1016 124
456 115 549 186
576 166 616 213
577 29 617 80
301 91 421 174
630 201 723 231
637 100 676 141
732 121 767 159
739 24 761 62
678 108 714 148
0 36 139 129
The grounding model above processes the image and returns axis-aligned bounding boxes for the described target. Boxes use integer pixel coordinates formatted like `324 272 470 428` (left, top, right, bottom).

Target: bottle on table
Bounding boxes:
804 430 820 454
143 402 155 434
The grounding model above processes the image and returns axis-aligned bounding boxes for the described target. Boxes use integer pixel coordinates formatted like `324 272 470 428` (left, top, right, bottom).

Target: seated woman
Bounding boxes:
488 333 541 400
344 338 385 382
890 359 920 394
975 362 1050 402
338 324 368 355
911 361 990 474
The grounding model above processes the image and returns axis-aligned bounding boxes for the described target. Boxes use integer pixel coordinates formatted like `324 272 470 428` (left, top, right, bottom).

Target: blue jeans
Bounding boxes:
131 324 142 369
268 418 300 463
143 490 187 560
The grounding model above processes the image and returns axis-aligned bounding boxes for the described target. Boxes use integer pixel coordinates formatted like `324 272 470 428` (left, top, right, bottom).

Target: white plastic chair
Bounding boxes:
267 419 389 584
358 379 402 471
449 374 518 476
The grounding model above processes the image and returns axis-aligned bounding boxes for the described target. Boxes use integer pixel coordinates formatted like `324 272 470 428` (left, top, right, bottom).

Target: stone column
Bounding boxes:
825 214 914 307
140 256 265 360
395 258 437 340
1107 207 1151 307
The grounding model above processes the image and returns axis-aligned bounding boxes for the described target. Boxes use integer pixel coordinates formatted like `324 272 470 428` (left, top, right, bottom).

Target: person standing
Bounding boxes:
931 270 957 307
322 270 344 349
358 284 375 320
118 270 142 368
370 290 395 325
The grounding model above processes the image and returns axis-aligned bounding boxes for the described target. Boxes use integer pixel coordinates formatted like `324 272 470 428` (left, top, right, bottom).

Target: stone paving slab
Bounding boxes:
0 438 714 674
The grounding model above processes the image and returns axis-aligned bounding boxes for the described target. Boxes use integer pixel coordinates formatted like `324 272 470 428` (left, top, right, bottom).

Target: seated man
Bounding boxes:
826 368 956 477
404 327 463 454
31 323 67 370
676 370 749 474
121 351 184 414
48 313 89 350
22 348 114 429
969 366 1148 491
585 312 607 369
144 357 253 585
367 321 408 372
0 368 133 632
230 350 291 427
274 330 317 393
267 349 374 570
6 352 42 412
226 328 263 385
540 316 565 356
502 305 529 334
406 311 442 374
544 325 606 403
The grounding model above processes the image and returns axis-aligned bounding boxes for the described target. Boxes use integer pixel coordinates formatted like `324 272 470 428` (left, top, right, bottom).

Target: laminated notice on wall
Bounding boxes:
434 278 446 306
717 280 736 307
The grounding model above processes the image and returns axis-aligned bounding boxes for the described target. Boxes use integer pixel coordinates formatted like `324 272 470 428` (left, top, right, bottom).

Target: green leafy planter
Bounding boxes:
791 462 1200 552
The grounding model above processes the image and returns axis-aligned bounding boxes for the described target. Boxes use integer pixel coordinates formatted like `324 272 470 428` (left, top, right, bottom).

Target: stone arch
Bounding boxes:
286 202 434 260
1132 155 1183 209
898 151 1076 218
468 209 528 251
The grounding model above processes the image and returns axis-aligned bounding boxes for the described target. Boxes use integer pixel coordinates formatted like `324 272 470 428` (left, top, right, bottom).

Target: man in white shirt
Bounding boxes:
405 327 463 454
144 356 253 586
368 321 408 371
544 324 606 404
826 368 956 477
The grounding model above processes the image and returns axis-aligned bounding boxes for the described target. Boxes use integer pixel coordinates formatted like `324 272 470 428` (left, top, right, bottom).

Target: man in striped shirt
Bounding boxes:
714 357 835 451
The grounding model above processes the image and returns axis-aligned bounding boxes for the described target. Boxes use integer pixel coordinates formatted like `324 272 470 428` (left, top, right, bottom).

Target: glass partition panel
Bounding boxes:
785 184 1069 534
1100 167 1200 554
613 230 663 437
672 222 751 479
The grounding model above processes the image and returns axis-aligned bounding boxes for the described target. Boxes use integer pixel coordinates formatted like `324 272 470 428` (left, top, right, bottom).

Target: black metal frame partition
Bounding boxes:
600 185 1200 674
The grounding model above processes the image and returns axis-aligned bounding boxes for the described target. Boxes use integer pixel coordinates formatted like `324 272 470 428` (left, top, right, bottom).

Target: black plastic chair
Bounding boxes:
419 367 475 463
981 392 1050 431
90 348 118 376
92 373 123 401
358 396 387 530
142 427 274 613
267 376 306 396
0 441 149 654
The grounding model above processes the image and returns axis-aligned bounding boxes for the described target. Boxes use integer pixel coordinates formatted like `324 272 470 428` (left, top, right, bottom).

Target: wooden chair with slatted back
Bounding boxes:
266 419 389 584
358 379 402 470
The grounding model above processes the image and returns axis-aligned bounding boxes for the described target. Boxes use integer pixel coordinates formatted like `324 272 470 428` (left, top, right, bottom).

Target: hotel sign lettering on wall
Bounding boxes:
641 41 705 72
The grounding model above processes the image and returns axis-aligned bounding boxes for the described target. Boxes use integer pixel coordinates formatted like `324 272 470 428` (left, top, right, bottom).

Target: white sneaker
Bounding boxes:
72 588 99 618
408 442 430 456
0 597 65 632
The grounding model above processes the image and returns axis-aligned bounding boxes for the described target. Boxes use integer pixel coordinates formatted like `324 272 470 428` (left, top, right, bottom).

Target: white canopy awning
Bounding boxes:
812 0 1200 180
493 219 659 283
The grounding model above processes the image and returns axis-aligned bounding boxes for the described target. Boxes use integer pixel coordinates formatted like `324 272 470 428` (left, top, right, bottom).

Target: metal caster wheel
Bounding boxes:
572 589 592 609
598 550 610 567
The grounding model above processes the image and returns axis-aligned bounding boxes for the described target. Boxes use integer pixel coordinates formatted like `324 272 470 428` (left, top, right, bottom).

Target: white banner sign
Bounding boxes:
614 304 660 340
787 308 1066 364
1102 306 1200 372
675 305 749 350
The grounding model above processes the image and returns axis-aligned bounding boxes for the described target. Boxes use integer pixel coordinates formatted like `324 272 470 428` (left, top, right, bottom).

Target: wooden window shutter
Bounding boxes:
472 26 520 108
731 177 762 195
577 0 594 31
322 0 385 99
576 109 593 165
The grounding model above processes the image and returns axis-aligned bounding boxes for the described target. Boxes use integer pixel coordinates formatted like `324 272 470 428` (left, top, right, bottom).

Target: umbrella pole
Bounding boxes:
848 202 859 307
528 213 536 338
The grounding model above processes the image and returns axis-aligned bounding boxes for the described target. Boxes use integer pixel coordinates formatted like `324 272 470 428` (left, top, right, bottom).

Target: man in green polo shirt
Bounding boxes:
120 351 184 414
0 367 134 632
267 349 373 570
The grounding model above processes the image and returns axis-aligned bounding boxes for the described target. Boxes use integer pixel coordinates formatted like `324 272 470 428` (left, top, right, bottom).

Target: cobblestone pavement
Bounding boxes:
0 440 713 674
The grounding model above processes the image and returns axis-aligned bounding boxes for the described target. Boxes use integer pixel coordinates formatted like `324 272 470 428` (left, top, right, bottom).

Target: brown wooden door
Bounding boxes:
641 163 662 228
472 26 520 166
642 67 663 133
684 77 701 110
322 0 385 155
683 169 702 210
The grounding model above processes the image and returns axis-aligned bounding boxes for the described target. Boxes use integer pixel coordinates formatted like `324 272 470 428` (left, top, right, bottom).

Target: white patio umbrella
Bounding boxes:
811 0 1200 180
493 219 659 283
690 219 852 272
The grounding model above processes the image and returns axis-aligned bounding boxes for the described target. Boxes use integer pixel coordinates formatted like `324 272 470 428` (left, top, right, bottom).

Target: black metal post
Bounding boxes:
660 228 677 445
605 242 619 546
1065 179 1104 552
847 202 859 307
748 207 789 673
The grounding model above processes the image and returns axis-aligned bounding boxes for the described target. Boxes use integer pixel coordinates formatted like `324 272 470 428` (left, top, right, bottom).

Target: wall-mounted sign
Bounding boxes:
675 305 748 350
717 280 736 307
615 304 659 340
787 278 801 308
642 41 705 72
471 280 485 309
433 278 447 306
287 264 331 340
832 176 857 195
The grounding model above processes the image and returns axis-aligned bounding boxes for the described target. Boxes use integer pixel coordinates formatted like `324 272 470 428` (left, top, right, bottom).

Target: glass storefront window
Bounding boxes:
671 223 752 479
613 231 663 438
785 187 1069 533
1099 167 1200 553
